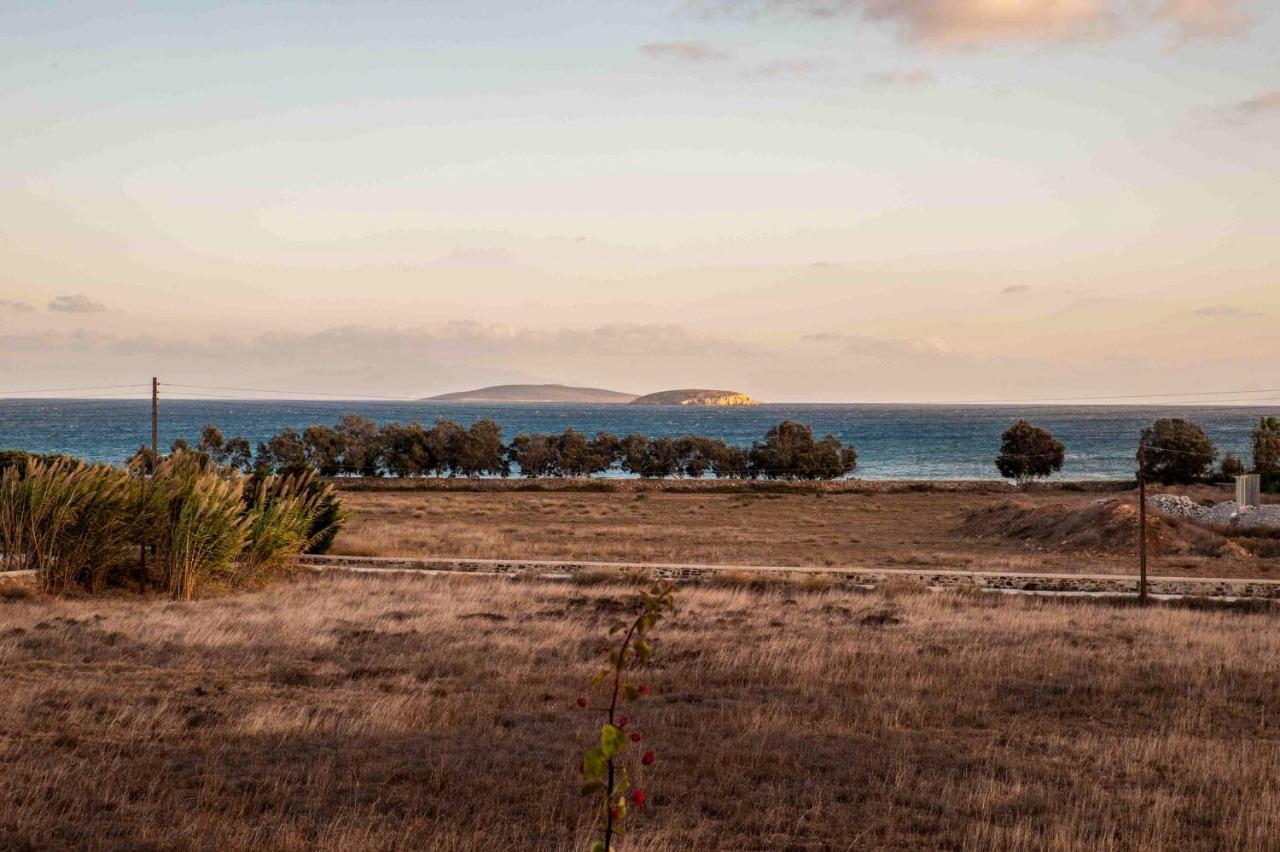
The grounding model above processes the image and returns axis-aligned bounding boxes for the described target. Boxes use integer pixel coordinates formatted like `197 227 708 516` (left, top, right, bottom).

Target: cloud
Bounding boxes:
0 299 35 313
1221 90 1280 122
639 41 730 63
1157 0 1251 37
48 294 106 314
743 59 830 79
864 68 935 87
690 0 1255 47
1002 284 1033 294
1193 304 1265 319
802 331 957 359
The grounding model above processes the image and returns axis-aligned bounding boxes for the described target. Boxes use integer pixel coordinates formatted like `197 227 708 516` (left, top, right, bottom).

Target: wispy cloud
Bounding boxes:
690 0 1255 47
0 299 35 313
639 40 730 63
1194 304 1265 318
1002 284 1032 295
1221 90 1280 122
743 58 829 79
865 68 935 87
48 294 107 314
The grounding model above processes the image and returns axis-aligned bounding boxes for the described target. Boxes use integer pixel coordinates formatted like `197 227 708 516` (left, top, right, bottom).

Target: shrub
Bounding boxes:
994 419 1066 485
1139 418 1216 485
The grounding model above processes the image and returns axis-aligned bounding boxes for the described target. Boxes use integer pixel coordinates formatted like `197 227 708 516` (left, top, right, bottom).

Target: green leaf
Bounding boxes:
600 723 627 758
583 747 607 781
590 842 607 852
623 685 640 702
590 667 611 687
634 639 651 665
581 781 605 797
608 620 628 634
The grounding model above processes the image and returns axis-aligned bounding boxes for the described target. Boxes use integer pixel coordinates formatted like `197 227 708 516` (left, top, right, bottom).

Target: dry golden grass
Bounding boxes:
2 573 1277 850
332 488 1280 580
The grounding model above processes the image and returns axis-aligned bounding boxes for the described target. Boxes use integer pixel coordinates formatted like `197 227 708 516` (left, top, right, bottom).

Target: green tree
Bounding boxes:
1139 418 1216 485
509 433 558 477
1253 416 1280 476
994 419 1066 485
748 420 857 480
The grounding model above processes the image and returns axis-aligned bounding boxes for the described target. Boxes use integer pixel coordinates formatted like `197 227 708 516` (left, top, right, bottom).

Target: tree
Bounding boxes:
994 419 1066 485
380 422 429 477
748 420 857 480
337 414 382 476
456 419 508 477
1139 418 1216 485
221 436 253 473
198 425 224 458
1253 416 1280 476
266 427 307 473
1218 453 1246 481
509 433 558 477
303 425 344 476
708 441 749 479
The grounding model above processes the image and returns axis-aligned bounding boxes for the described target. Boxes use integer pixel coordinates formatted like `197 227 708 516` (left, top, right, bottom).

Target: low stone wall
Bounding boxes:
329 477 1137 496
299 555 1280 600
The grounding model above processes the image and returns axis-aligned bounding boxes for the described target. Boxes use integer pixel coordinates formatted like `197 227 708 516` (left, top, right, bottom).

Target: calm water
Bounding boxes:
1 399 1274 480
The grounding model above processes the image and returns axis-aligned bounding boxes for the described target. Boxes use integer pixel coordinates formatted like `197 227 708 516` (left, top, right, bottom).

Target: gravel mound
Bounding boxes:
1148 495 1280 530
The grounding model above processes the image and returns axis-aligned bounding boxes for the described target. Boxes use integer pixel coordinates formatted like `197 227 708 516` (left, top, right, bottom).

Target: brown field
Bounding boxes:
2 572 1277 851
332 484 1280 580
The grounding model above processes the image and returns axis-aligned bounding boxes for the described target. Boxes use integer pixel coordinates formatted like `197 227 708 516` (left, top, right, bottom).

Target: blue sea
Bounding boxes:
1 399 1274 481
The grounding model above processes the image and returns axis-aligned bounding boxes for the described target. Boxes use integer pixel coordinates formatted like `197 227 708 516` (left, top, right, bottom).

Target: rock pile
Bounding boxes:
1148 494 1280 530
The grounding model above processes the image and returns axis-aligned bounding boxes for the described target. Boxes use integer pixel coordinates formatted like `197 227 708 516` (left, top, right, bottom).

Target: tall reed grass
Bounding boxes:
0 450 347 600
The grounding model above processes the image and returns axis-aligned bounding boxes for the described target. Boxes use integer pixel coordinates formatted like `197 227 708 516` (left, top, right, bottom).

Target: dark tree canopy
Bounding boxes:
747 420 857 480
1139 418 1216 485
994 419 1066 484
1253 416 1280 476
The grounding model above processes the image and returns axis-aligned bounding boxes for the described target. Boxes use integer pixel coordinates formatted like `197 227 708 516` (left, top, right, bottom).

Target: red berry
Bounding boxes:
631 790 646 807
576 697 588 708
630 732 642 742
638 685 649 695
617 716 629 727
642 750 655 766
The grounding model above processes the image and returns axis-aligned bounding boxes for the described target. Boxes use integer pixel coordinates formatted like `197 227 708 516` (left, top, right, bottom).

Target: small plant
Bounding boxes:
577 583 676 851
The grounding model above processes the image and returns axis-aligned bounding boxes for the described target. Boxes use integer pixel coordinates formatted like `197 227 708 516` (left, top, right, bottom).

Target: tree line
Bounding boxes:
995 415 1280 488
184 416 859 481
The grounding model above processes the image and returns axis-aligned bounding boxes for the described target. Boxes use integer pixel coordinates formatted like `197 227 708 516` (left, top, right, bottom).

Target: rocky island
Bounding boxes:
630 389 758 406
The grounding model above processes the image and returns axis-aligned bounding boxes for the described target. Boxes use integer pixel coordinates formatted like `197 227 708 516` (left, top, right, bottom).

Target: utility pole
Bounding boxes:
140 377 158 593
151 377 159 456
1137 441 1148 604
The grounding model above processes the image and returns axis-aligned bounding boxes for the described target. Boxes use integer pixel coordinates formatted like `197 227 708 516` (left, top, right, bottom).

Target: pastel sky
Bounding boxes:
1 0 1277 402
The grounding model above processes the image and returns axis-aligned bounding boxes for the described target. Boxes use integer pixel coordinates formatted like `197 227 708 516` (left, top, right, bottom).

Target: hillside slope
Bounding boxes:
425 384 637 403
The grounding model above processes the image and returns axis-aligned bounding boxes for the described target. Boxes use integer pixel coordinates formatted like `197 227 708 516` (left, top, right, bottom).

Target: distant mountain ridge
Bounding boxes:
425 384 638 403
630 389 757 406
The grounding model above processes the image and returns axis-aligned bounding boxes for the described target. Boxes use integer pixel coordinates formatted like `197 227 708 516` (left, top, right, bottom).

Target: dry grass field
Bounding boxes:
2 572 1278 851
332 485 1280 580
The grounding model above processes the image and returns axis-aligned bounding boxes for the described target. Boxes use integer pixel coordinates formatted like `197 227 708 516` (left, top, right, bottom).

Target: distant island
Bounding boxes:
630 389 758 407
426 384 759 406
425 384 638 403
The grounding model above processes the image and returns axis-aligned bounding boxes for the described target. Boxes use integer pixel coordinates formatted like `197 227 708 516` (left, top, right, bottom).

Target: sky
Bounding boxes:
1 0 1277 403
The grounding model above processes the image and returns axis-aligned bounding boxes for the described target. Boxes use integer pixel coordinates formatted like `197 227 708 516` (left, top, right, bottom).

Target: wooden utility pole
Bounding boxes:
140 377 158 593
151 377 159 456
1137 442 1148 603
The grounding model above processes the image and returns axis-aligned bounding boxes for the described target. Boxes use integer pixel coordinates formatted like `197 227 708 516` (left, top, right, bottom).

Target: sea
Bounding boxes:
1 399 1275 481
